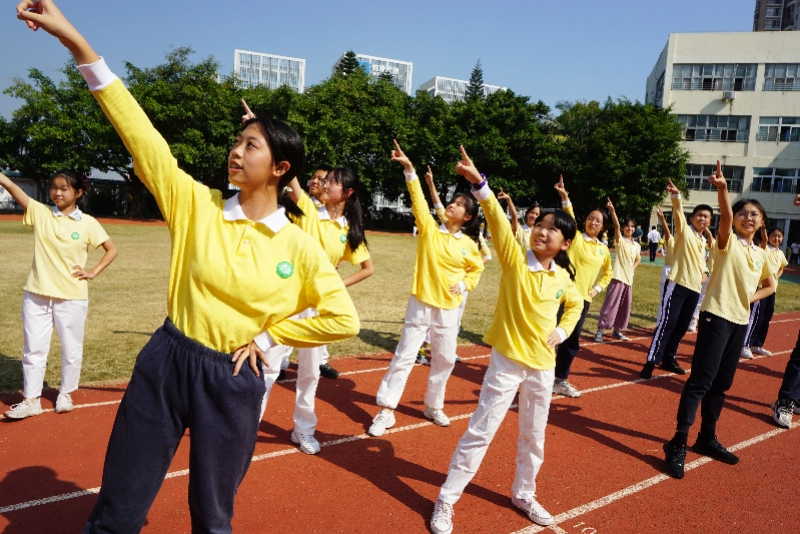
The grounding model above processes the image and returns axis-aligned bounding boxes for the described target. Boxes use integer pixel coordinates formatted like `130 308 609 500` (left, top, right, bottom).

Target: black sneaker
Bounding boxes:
692 435 739 465
319 362 339 379
277 369 286 382
663 440 687 479
640 362 655 379
659 360 687 375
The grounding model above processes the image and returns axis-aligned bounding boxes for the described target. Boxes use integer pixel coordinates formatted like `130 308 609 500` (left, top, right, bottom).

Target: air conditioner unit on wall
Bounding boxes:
722 91 736 100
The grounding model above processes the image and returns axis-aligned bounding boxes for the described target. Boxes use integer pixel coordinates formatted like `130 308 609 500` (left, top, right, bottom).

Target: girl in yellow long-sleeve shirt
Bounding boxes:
369 141 484 436
552 175 613 398
430 147 583 534
17 4 359 531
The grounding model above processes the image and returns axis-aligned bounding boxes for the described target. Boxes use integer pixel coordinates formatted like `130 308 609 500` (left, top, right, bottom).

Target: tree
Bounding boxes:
378 70 395 84
465 60 485 102
335 51 362 77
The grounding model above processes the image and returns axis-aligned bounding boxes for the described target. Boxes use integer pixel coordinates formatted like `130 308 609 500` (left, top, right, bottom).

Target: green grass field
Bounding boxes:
1 220 799 393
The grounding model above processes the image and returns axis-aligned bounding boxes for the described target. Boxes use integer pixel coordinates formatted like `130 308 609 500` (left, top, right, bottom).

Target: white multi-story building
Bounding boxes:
645 31 800 248
332 53 413 94
418 76 507 103
234 49 305 93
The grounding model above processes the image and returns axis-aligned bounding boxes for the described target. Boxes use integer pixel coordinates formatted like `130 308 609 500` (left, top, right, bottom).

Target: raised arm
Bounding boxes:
0 172 30 210
424 166 449 225
758 227 768 250
392 140 434 234
17 1 100 65
497 190 519 234
656 208 671 242
709 160 732 250
606 197 621 244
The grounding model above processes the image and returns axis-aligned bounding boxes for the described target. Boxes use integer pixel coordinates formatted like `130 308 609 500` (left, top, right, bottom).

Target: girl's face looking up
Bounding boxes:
320 172 352 205
228 123 285 191
530 213 570 256
446 196 473 225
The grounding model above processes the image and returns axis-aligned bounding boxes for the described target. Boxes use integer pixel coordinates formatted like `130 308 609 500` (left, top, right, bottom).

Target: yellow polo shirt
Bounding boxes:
701 234 772 325
22 200 109 301
612 237 639 286
766 245 789 292
406 174 483 310
667 196 708 293
292 192 370 266
514 225 532 251
563 203 613 302
475 186 583 370
88 74 358 352
664 235 676 268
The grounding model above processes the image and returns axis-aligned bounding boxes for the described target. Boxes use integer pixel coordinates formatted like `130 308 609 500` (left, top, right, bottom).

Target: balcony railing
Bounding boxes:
755 130 800 142
684 131 749 142
763 80 800 91
750 181 798 194
672 79 756 91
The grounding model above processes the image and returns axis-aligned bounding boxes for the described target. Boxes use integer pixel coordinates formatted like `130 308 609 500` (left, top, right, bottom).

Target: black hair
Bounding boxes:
535 209 577 281
523 202 541 225
313 164 333 175
767 226 783 238
449 193 482 246
651 226 656 230
327 168 368 252
583 208 609 235
731 198 768 236
243 115 305 218
50 170 87 211
692 204 713 217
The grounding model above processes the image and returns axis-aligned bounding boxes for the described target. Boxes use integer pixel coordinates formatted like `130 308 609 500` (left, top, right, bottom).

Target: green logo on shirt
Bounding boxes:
71 232 80 240
755 261 762 268
340 234 347 243
556 289 563 299
598 249 604 256
461 248 467 256
276 261 294 279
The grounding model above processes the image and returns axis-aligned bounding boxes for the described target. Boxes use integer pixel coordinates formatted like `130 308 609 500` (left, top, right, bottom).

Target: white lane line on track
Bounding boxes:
512 425 797 534
2 327 795 514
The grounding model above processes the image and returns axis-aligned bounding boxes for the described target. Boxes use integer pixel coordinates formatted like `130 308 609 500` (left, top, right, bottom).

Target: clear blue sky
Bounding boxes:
0 0 754 119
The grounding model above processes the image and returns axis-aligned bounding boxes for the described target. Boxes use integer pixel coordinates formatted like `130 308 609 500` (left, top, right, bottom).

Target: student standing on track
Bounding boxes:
741 226 788 359
1 171 117 420
663 161 774 480
640 180 713 379
594 199 639 343
654 208 674 326
368 141 484 437
15 3 359 531
283 165 373 454
647 225 661 262
771 192 800 428
430 147 583 534
551 175 613 398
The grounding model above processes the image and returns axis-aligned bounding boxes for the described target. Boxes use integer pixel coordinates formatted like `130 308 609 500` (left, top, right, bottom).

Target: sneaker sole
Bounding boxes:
424 412 450 427
290 432 321 455
3 410 43 420
511 499 554 526
54 406 73 414
553 387 581 398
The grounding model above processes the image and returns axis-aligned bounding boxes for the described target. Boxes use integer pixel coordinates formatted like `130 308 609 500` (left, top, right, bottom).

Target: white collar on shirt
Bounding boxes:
767 244 779 252
582 232 597 243
223 193 288 233
318 205 348 227
438 223 463 239
522 224 532 232
527 249 558 273
736 235 759 250
52 205 83 221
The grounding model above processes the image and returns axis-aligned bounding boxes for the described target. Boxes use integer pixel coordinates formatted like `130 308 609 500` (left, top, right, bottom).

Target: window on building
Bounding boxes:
766 7 782 17
751 168 799 193
756 117 800 141
764 64 800 91
672 64 757 91
764 19 782 29
676 115 750 142
685 164 744 193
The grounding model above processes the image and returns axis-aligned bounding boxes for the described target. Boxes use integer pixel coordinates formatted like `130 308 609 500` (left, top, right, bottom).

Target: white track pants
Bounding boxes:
21 291 89 399
259 343 290 418
294 308 323 435
425 292 468 345
438 349 554 505
376 295 460 411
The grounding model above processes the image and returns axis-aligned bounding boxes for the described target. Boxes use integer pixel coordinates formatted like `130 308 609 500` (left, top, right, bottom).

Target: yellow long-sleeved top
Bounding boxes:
83 61 358 352
701 234 772 325
766 245 789 292
664 235 676 267
611 237 639 286
514 225 532 251
406 173 483 310
291 192 370 266
474 185 583 370
563 202 613 302
435 205 492 261
667 196 708 293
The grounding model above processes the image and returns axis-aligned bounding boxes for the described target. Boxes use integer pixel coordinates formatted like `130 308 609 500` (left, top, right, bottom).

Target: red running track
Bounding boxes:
1 314 799 533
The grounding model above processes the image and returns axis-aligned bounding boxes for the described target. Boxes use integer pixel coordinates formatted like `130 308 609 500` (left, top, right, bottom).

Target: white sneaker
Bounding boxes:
594 331 604 343
368 409 396 437
423 406 451 427
553 380 581 398
55 393 73 414
687 319 697 333
751 346 772 356
740 347 754 360
430 498 454 534
511 496 554 526
4 398 43 420
290 429 321 455
772 400 794 428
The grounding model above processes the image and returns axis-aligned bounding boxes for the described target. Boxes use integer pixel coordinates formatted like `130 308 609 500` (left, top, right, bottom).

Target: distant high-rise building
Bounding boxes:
418 76 507 104
234 49 305 93
753 0 799 31
331 53 413 94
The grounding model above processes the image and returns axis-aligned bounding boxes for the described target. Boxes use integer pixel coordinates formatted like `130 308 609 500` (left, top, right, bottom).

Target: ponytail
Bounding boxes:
553 250 577 281
452 193 482 247
330 168 367 251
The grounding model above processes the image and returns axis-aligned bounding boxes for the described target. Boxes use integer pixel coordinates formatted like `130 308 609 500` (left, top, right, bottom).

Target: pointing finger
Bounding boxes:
241 99 254 116
393 139 403 153
459 145 470 162
716 159 722 177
